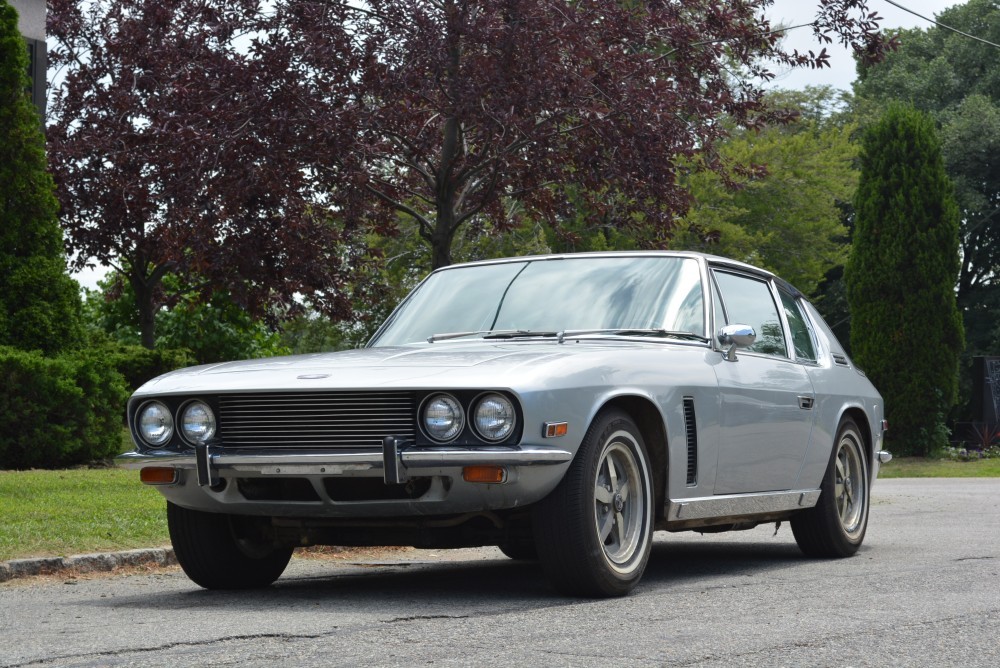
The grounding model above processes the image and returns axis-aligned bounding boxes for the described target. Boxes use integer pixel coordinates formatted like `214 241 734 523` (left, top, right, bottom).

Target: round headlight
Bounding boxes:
180 401 216 444
422 394 464 442
137 401 174 447
472 393 516 442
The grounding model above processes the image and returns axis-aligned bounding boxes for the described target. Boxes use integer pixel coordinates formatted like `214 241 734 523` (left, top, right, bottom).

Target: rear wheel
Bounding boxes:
167 502 293 589
533 409 654 597
791 417 870 557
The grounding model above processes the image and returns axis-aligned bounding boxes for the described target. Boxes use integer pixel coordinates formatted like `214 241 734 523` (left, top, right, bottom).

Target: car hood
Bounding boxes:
134 340 689 395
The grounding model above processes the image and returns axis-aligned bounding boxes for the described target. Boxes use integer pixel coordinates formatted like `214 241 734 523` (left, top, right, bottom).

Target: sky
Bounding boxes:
765 0 963 91
68 0 967 292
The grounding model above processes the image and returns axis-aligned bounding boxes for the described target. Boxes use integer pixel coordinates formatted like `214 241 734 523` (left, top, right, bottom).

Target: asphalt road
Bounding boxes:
2 478 998 668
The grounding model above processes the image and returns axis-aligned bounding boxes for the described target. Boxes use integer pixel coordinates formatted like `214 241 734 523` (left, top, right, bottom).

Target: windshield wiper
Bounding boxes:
556 328 709 343
426 330 494 343
612 329 709 342
426 329 558 343
482 330 559 339
428 328 707 344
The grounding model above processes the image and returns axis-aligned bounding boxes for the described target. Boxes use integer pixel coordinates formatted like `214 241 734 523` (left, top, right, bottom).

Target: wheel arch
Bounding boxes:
600 395 668 521
841 406 874 466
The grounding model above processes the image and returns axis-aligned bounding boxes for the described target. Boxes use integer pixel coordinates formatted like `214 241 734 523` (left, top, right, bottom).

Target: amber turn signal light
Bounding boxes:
463 465 507 484
140 467 178 485
544 422 568 438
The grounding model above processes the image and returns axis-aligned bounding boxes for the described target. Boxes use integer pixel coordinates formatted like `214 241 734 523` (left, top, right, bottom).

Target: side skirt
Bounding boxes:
661 489 821 531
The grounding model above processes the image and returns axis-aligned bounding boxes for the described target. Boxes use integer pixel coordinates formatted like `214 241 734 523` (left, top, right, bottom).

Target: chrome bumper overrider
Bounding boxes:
116 442 574 487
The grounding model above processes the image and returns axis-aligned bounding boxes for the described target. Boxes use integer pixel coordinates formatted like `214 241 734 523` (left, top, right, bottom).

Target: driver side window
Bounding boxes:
713 270 788 358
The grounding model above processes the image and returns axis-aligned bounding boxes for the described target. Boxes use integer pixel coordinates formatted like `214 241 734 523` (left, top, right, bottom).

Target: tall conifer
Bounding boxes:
846 104 964 455
0 1 81 354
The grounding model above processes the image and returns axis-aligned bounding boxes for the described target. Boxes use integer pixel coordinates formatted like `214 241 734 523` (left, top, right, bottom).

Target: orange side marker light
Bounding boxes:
140 467 178 485
544 422 568 438
463 466 507 484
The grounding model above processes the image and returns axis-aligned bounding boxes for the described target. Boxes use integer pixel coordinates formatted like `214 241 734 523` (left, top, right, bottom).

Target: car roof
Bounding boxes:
433 250 803 297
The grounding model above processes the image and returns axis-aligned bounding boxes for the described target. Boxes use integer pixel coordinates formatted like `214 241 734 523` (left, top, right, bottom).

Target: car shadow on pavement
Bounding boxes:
77 536 815 614
643 537 809 584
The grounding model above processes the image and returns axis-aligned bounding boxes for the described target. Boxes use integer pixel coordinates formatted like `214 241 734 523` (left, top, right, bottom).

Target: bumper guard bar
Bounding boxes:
117 440 575 488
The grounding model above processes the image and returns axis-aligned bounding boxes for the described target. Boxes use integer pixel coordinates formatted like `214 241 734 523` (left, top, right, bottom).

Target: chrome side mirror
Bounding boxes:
717 324 756 362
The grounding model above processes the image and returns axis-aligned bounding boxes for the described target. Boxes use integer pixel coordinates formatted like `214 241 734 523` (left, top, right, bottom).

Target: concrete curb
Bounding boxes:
0 547 176 583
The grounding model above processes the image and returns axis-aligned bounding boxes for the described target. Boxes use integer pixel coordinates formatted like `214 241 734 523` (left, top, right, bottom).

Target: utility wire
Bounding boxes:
881 0 1000 49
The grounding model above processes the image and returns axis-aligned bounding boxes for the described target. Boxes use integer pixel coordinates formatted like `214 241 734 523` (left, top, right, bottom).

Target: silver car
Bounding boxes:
118 251 889 597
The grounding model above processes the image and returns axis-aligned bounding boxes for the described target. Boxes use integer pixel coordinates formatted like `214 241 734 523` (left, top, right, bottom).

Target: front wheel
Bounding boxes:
791 417 870 557
533 409 654 597
167 502 293 589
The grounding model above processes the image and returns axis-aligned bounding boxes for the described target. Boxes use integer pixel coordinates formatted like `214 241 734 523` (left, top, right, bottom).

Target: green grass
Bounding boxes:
0 468 167 562
878 456 1000 478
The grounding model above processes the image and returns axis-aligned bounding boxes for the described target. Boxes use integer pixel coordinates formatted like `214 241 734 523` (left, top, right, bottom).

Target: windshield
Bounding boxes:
370 256 705 347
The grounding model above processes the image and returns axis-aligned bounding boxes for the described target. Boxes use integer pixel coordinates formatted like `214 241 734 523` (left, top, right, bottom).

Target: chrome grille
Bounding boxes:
217 392 416 448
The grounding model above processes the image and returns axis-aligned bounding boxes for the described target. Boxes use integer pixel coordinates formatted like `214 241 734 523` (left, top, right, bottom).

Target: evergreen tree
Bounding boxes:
846 104 964 456
0 1 81 355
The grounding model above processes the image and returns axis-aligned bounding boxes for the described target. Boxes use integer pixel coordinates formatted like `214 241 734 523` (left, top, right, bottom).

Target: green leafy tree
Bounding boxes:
85 273 287 365
846 104 964 455
0 1 81 355
673 87 858 295
853 0 1000 361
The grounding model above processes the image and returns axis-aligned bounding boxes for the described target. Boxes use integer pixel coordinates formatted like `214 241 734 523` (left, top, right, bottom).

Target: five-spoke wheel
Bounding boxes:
533 409 653 597
791 417 870 557
593 437 647 572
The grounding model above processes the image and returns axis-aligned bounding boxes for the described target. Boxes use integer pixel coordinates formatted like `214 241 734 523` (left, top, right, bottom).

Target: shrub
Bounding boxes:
0 346 129 469
99 342 197 393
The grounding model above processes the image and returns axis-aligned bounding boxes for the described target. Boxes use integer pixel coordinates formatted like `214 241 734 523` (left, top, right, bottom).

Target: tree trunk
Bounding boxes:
430 4 462 271
430 206 456 269
130 269 157 350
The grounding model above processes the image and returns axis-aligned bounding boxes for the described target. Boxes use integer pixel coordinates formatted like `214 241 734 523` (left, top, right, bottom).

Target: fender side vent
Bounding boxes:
832 354 850 367
683 397 698 486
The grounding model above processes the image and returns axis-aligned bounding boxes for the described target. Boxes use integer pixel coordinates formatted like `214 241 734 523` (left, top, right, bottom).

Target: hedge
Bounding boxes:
99 343 196 394
0 346 129 469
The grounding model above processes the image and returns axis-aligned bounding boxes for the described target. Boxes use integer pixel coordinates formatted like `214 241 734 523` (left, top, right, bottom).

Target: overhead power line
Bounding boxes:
881 0 1000 49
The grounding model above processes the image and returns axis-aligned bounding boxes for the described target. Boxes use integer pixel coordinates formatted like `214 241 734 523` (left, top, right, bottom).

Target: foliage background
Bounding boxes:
0 0 81 356
847 104 964 456
853 0 1000 418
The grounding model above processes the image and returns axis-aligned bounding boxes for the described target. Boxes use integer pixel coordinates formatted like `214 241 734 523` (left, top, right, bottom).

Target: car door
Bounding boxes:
710 269 816 494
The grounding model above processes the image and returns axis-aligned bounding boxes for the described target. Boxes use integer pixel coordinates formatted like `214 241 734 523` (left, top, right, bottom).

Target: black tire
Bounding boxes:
498 540 538 561
498 516 538 560
791 417 870 558
167 502 293 589
533 409 654 597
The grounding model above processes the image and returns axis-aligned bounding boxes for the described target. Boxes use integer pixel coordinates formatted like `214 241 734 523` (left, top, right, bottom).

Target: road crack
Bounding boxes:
381 614 469 623
4 631 333 668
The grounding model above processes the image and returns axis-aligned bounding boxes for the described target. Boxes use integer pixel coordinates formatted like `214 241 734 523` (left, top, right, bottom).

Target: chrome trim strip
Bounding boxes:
116 444 574 473
668 489 821 521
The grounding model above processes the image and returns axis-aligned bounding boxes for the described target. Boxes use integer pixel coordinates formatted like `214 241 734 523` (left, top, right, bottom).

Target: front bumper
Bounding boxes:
117 443 573 480
115 442 574 517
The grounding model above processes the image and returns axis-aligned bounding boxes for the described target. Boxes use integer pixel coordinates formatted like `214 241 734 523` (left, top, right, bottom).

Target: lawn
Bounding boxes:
0 456 997 563
878 456 1000 478
0 468 167 562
